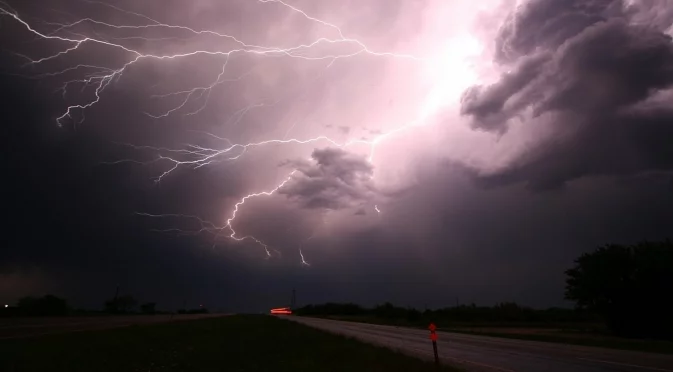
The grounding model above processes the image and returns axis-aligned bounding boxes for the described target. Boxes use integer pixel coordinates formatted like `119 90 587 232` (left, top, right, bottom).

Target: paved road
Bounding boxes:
0 314 226 340
289 316 673 372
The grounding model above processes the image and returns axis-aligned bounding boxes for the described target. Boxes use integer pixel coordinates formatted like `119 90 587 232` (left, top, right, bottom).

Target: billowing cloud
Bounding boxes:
279 148 376 210
461 0 673 189
460 52 551 132
2 0 672 312
625 0 673 35
494 0 623 63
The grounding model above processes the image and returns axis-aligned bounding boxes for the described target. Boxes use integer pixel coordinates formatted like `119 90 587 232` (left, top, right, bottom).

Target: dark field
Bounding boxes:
0 315 460 372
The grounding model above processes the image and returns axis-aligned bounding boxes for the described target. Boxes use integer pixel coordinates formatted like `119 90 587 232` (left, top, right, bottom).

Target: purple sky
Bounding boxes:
1 0 672 311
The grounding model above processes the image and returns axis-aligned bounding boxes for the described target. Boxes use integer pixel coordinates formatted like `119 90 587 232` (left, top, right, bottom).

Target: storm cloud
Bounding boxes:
1 0 671 312
279 148 376 210
461 0 673 189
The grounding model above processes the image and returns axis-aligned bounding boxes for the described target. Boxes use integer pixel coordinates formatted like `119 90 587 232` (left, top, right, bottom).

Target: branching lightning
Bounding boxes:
1 0 469 265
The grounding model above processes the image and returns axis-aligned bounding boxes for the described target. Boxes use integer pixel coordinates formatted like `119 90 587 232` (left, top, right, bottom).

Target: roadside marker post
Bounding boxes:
429 323 439 365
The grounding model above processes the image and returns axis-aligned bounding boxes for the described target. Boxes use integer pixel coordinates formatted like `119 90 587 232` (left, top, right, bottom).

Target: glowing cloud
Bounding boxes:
0 0 508 264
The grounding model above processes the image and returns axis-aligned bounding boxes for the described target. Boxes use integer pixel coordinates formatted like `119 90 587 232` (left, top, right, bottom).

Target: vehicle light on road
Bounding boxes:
270 307 292 315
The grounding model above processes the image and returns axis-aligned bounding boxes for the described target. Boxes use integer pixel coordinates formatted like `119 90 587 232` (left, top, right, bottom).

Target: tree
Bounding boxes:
140 302 156 314
104 294 137 314
17 295 69 316
565 240 673 339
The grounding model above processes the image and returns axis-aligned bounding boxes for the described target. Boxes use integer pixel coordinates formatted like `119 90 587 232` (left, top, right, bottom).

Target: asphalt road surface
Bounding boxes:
288 316 673 372
0 314 225 340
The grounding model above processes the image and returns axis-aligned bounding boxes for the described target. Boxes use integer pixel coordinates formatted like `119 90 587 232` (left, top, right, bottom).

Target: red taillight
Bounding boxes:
270 307 292 315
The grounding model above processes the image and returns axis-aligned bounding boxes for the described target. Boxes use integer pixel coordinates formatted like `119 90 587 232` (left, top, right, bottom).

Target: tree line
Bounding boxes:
296 240 673 340
2 240 670 339
1 294 209 317
295 302 599 326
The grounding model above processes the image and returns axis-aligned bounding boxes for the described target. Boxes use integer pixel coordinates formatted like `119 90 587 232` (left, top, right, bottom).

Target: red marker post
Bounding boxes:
428 323 439 365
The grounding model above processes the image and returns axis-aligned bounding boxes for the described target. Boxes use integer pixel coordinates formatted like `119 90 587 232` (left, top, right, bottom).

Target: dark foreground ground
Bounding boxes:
0 314 222 340
0 315 459 372
291 316 673 372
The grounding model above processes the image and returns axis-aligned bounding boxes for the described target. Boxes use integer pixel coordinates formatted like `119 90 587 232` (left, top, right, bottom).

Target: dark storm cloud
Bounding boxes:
460 52 551 132
0 68 275 309
279 148 376 210
3 0 672 314
1 0 413 311
461 0 673 188
625 0 673 32
494 0 623 63
300 164 673 308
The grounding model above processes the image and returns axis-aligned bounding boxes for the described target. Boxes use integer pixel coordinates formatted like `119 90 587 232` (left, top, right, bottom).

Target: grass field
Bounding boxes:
313 315 673 355
0 315 460 372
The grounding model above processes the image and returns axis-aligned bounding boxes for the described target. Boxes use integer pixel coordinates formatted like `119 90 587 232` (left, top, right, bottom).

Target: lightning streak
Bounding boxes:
0 0 469 259
0 1 420 124
299 249 310 266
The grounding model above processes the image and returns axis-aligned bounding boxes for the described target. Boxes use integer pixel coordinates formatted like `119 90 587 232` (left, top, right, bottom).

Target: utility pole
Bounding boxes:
291 288 296 309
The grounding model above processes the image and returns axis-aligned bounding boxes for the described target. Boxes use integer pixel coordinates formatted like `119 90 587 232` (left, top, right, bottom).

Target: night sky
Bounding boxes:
1 0 672 312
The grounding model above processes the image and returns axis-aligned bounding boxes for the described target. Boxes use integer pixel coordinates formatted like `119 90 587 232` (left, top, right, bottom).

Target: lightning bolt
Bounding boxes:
299 249 310 267
1 0 472 260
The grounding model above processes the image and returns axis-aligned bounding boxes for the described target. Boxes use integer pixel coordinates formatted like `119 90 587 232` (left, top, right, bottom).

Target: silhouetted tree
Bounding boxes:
140 302 156 314
406 308 421 322
104 294 137 314
185 307 209 314
17 295 69 316
295 303 367 316
565 240 673 339
374 302 407 319
296 301 597 325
